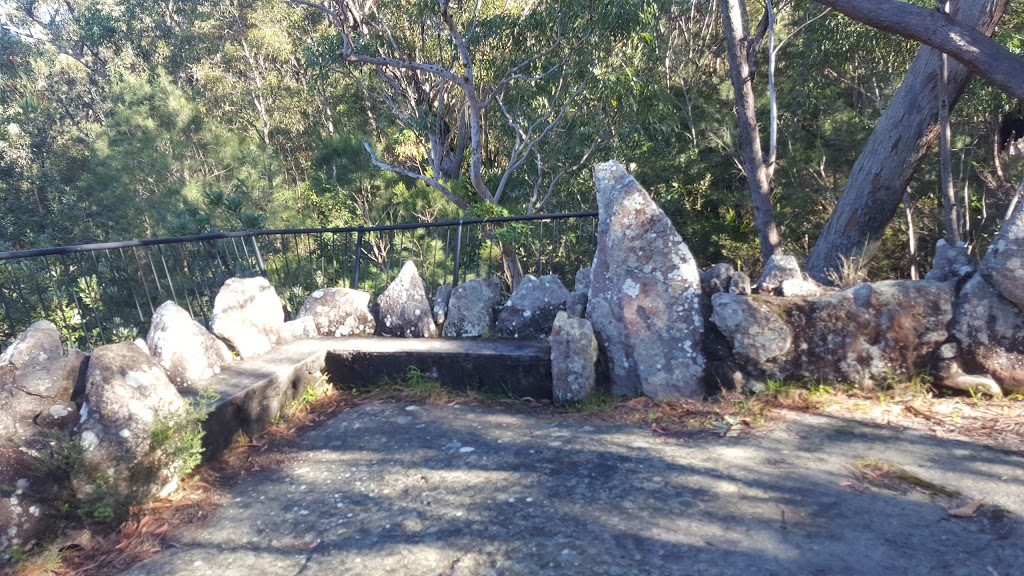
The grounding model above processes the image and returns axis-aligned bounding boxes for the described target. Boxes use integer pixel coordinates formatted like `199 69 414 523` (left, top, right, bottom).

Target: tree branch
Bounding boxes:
814 0 1024 100
361 138 469 210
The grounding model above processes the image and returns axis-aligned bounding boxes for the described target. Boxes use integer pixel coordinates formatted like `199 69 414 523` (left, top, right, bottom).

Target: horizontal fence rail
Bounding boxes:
0 212 598 351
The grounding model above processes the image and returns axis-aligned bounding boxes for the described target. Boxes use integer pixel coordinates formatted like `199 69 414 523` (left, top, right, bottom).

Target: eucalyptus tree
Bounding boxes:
290 0 608 215
805 0 1011 281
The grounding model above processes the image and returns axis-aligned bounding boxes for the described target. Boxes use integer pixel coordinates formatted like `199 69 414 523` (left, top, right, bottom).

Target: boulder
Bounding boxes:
712 281 953 386
0 322 87 439
550 311 598 405
586 161 705 399
710 293 794 375
0 445 59 556
0 321 87 556
701 263 735 296
574 267 593 294
146 301 233 389
432 284 453 327
755 254 802 294
377 261 438 338
779 277 827 298
505 274 570 310
925 239 975 283
952 274 1024 395
566 291 588 318
76 342 185 501
210 277 285 359
978 205 1024 309
729 271 752 295
442 279 502 338
282 317 318 340
297 287 376 337
496 274 570 339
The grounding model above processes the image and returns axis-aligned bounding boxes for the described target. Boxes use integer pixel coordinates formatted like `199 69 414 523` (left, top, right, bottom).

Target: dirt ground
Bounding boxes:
16 388 1024 576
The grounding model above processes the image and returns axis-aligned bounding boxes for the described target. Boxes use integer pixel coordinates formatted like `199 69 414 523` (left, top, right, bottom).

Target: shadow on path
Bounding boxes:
123 404 1024 576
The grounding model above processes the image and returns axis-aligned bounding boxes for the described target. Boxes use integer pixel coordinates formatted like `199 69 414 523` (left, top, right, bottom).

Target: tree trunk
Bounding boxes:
938 48 961 245
719 0 783 262
805 0 1008 282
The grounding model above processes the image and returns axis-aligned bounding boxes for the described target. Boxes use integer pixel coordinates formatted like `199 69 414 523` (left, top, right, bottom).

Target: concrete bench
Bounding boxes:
195 337 551 458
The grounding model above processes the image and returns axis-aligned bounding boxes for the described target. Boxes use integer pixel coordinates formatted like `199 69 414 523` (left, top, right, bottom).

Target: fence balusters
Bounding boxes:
0 212 597 350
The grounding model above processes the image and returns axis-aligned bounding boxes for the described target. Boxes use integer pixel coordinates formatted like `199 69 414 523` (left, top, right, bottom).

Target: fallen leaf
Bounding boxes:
949 498 984 518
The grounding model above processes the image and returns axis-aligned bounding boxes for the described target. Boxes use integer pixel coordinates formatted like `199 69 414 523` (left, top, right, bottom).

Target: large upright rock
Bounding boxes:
297 287 376 337
495 274 570 339
377 261 438 338
210 277 285 359
979 205 1024 309
953 274 1024 395
586 161 705 399
443 278 502 338
76 342 185 500
147 301 233 389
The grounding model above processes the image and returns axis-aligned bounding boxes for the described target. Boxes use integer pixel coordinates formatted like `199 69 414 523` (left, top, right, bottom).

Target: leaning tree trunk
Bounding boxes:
805 0 1009 282
719 0 783 262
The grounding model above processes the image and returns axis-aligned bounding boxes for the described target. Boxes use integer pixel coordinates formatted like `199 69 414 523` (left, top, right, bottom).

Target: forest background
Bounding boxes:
2 0 1023 281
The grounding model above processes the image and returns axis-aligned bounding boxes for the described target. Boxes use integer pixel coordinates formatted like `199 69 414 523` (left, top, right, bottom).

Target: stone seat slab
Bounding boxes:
195 337 550 459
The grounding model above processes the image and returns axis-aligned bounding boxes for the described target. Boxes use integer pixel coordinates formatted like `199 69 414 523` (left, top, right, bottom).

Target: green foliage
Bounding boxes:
33 391 218 526
1 0 1023 286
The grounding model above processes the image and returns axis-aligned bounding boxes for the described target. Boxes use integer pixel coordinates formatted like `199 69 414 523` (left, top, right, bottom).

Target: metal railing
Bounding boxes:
0 212 598 350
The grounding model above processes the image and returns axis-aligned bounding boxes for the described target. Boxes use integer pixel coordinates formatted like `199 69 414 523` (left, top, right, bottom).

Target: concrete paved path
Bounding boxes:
124 403 1024 576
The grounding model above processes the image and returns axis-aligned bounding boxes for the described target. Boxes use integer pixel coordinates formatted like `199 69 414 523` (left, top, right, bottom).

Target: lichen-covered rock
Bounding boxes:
147 301 232 389
755 254 802 294
0 321 87 556
979 205 1024 309
432 284 453 327
574 267 593 294
779 278 826 298
0 322 87 439
76 342 185 500
505 274 570 310
953 274 1024 395
701 263 735 296
442 279 501 338
713 281 953 386
210 277 285 359
496 274 570 339
925 239 975 283
377 261 438 338
550 311 598 405
297 287 375 337
710 293 794 373
729 271 752 295
282 317 318 340
586 161 705 399
0 445 58 556
566 291 588 318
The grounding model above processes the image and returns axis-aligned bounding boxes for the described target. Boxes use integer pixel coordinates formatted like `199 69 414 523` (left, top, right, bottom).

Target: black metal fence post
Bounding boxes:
452 220 463 288
352 226 365 289
251 236 267 277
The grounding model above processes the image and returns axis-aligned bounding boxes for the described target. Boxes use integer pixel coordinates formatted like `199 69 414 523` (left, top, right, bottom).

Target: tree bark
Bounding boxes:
814 0 1024 101
719 0 783 262
805 0 1008 282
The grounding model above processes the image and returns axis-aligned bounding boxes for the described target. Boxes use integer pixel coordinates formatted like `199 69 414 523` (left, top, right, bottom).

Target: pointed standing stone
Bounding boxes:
586 161 705 399
377 261 438 338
